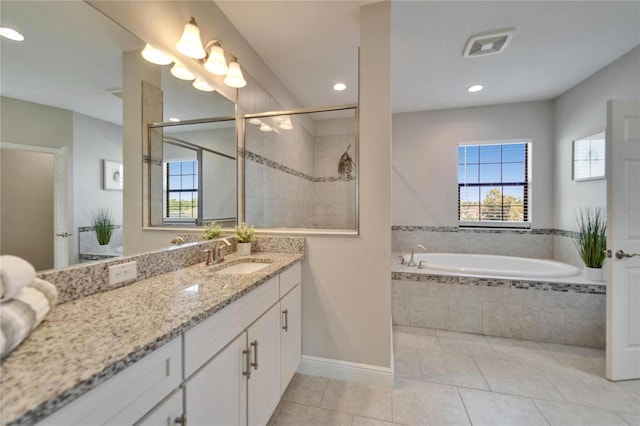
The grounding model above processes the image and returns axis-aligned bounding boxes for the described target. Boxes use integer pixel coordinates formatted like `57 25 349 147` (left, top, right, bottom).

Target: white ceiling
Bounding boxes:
2 1 638 124
217 0 640 113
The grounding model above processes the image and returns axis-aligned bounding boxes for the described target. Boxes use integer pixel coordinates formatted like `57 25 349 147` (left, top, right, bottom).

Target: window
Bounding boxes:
165 160 198 219
573 131 605 181
458 141 530 225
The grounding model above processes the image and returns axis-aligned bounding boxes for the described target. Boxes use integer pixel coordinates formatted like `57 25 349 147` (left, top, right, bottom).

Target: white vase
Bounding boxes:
584 266 604 282
237 242 251 256
97 244 110 253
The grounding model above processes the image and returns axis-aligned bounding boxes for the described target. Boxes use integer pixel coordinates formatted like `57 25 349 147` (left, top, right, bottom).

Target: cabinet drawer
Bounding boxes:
279 262 301 297
184 276 279 378
38 337 181 426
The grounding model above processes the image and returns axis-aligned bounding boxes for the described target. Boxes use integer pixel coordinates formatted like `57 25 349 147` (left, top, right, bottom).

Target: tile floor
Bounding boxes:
268 326 640 425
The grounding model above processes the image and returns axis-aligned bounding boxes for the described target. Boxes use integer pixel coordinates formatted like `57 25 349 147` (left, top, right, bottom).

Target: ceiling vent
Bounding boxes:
463 29 514 58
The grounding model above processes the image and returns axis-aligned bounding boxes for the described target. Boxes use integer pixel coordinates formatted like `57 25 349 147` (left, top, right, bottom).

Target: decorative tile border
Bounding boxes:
39 236 304 304
391 271 605 294
245 150 354 182
391 225 578 237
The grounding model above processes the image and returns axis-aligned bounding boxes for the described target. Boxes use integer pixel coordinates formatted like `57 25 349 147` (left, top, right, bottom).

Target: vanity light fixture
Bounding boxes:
333 83 347 91
170 62 196 81
140 17 247 90
0 27 24 41
259 122 273 132
248 118 262 125
141 44 172 65
192 77 215 92
278 116 293 130
467 84 484 93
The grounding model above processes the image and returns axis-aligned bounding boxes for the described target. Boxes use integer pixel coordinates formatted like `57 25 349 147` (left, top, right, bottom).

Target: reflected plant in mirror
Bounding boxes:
244 106 358 232
202 221 222 240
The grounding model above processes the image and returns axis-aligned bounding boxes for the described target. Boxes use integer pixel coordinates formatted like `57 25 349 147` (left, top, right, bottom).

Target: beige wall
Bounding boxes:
392 101 554 228
298 1 392 367
0 150 54 271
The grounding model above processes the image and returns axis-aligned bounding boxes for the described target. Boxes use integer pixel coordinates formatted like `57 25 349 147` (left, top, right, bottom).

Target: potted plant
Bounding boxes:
234 222 256 256
574 208 607 281
202 221 222 240
91 208 114 252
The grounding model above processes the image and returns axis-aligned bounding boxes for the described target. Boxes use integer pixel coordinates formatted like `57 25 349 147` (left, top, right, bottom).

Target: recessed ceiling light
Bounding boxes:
0 27 24 41
169 117 180 122
467 84 484 93
333 83 347 92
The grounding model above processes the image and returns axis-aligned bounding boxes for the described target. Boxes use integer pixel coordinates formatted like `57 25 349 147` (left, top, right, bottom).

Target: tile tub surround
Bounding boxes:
392 226 584 266
1 251 304 426
391 258 605 348
38 236 304 304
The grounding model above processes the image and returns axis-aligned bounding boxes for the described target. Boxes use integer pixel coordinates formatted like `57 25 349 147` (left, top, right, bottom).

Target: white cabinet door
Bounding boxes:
247 304 281 426
185 333 247 426
280 284 301 395
136 389 183 426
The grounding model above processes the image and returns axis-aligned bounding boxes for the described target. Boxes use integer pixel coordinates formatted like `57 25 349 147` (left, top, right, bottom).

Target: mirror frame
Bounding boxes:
242 103 359 235
147 115 238 228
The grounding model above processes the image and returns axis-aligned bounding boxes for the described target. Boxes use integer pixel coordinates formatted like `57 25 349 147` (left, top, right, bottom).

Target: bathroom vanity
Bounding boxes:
1 248 303 426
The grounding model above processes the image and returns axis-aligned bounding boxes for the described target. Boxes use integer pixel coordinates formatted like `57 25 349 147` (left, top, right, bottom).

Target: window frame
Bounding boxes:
457 139 532 229
572 129 605 181
164 159 199 222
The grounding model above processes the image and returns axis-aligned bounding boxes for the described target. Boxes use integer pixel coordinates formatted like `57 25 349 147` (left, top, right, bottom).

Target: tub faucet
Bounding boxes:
206 238 232 265
408 244 425 267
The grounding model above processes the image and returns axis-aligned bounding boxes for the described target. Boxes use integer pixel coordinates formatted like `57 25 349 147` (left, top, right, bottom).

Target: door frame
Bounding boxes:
0 142 70 268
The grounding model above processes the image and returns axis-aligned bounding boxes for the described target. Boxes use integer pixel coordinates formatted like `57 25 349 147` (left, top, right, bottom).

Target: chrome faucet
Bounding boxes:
206 238 232 265
408 244 425 267
171 236 185 245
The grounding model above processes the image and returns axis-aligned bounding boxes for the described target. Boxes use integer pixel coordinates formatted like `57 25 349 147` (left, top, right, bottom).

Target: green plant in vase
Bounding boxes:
202 221 222 240
91 208 114 249
574 207 607 280
234 222 255 255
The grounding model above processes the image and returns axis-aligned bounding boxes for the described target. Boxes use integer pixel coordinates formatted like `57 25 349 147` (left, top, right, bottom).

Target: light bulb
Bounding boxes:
279 116 293 130
224 61 247 88
0 27 24 41
467 84 484 93
204 44 229 76
141 44 172 65
192 78 215 92
170 63 196 81
176 17 206 59
333 83 346 91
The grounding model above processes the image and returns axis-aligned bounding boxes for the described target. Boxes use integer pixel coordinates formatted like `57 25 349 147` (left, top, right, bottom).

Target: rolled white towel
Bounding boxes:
0 278 58 359
0 255 37 302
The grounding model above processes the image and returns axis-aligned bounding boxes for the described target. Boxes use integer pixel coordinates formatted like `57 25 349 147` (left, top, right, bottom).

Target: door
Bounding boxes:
53 146 70 268
185 332 247 426
280 285 301 395
606 99 640 381
247 304 281 426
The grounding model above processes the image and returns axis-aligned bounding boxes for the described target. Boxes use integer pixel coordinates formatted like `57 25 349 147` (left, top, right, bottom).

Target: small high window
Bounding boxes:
458 141 531 226
572 130 605 181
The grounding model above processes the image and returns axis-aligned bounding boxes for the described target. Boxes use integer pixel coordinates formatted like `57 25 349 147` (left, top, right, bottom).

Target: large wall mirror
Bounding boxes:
244 106 358 232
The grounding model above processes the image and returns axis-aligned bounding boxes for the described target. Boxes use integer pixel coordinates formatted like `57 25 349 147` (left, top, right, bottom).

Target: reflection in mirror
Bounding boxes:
149 119 237 227
0 0 143 271
244 106 358 231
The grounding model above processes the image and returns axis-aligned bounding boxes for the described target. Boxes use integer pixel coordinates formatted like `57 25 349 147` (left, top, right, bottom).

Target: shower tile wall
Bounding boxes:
313 134 356 229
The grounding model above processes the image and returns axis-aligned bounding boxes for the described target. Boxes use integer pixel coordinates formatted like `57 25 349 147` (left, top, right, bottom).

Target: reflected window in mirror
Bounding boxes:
244 106 358 233
149 118 237 227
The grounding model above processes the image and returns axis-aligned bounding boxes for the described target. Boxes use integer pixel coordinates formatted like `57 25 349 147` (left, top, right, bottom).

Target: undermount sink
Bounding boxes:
215 262 270 275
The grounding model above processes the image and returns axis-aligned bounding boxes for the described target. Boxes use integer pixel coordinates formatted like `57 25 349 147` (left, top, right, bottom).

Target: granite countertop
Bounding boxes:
1 252 303 426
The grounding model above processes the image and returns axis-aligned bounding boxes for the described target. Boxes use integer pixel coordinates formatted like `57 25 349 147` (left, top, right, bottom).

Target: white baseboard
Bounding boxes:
297 355 394 388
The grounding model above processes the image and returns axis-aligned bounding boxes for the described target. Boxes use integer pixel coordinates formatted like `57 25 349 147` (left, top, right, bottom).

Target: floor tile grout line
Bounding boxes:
318 376 331 407
454 385 474 425
530 397 553 426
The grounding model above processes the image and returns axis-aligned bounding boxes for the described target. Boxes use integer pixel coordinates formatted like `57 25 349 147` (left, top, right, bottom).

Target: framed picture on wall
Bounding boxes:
103 160 123 190
572 130 605 181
